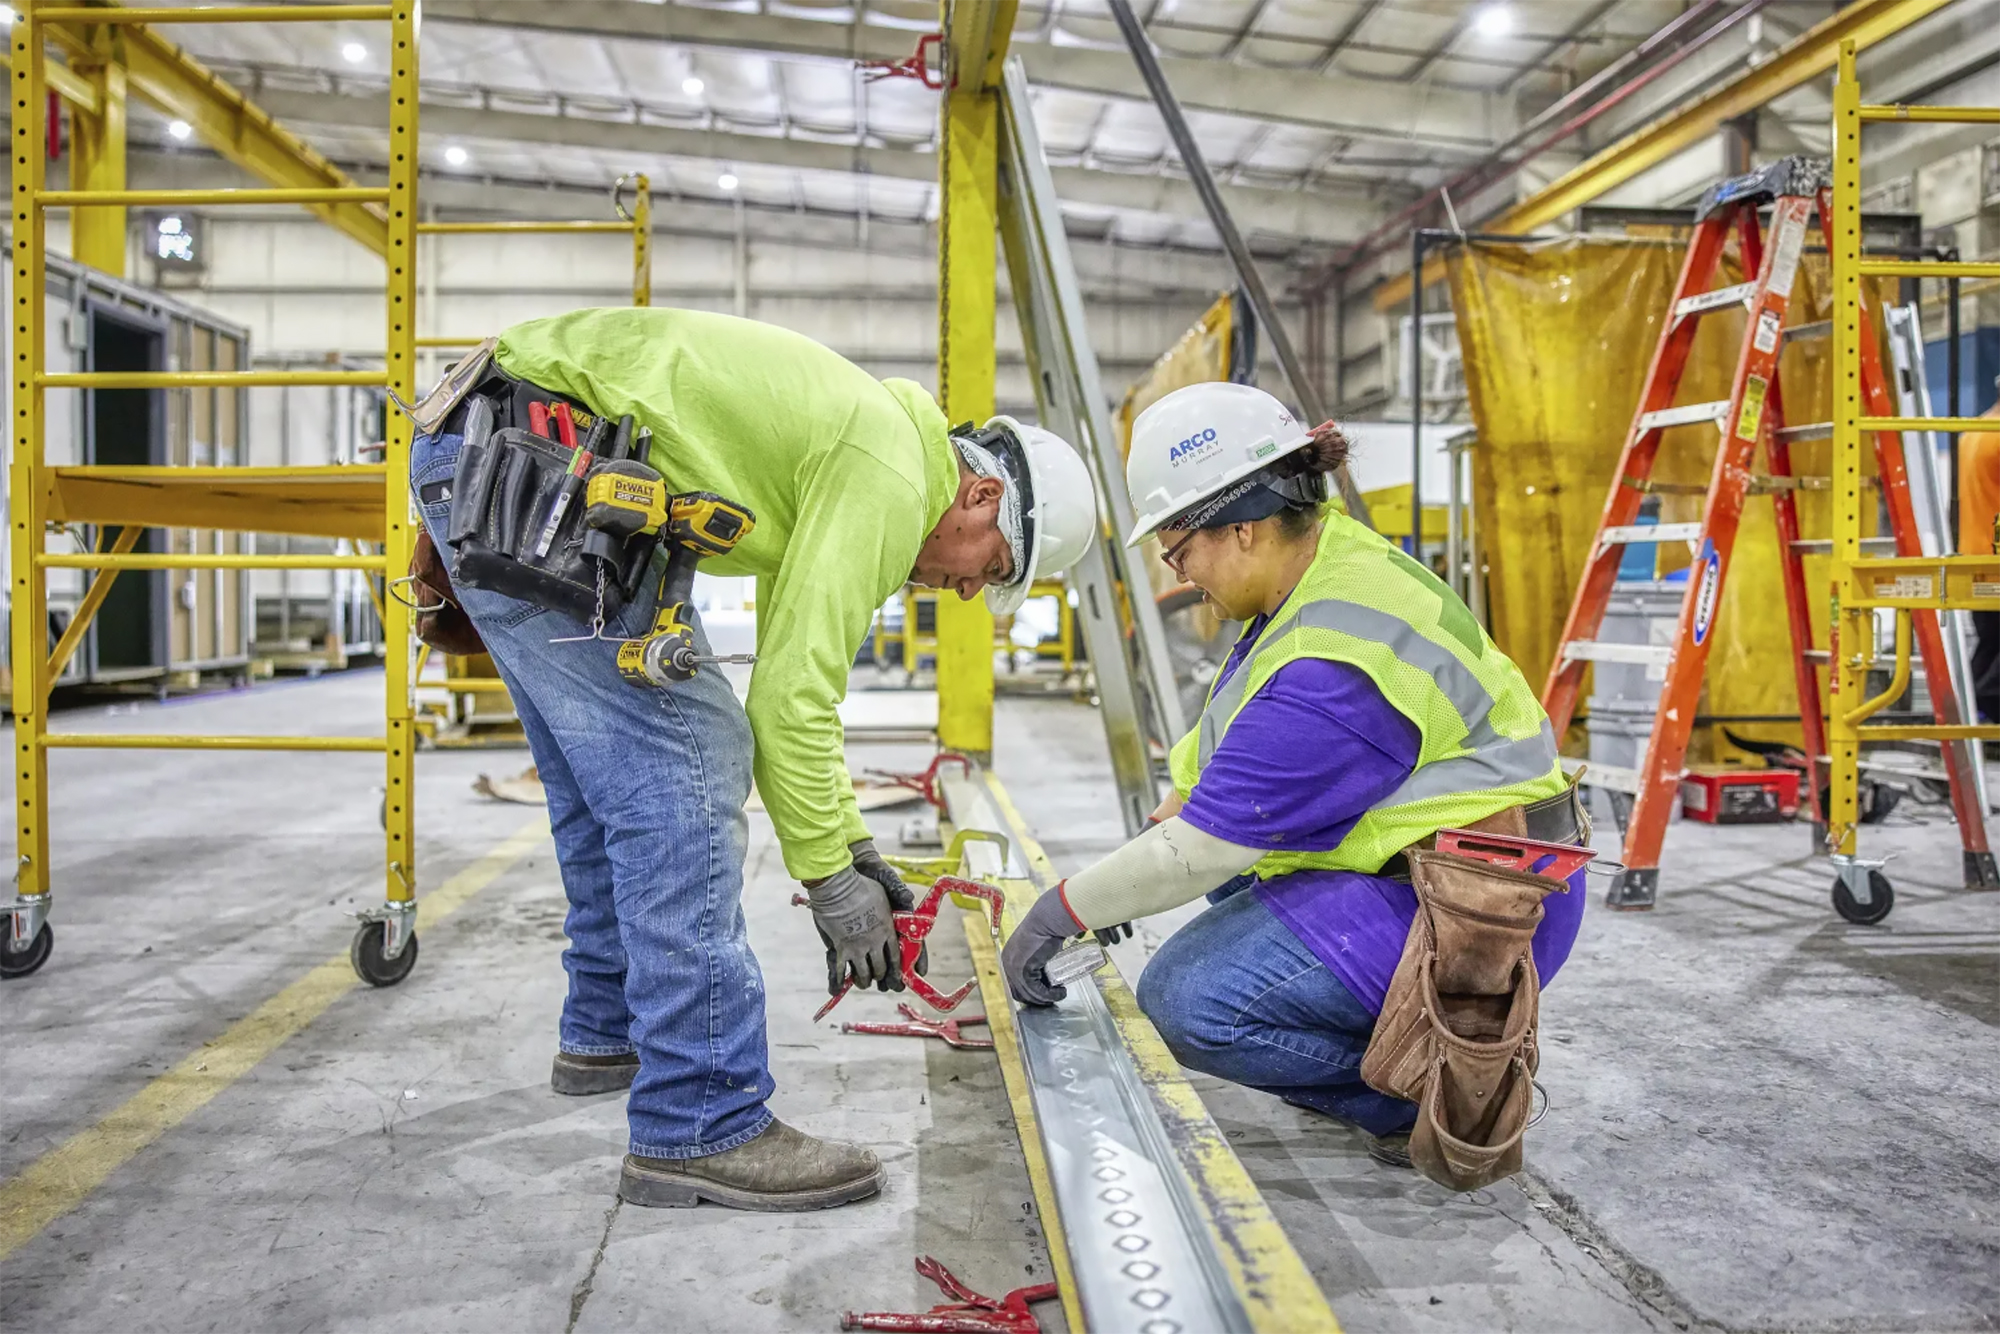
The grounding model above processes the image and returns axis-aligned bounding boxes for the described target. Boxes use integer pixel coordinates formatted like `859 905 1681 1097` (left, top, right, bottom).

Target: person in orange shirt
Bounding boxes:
1960 385 2000 720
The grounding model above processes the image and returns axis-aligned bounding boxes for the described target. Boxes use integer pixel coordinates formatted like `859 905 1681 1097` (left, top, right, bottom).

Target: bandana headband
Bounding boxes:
953 434 1028 591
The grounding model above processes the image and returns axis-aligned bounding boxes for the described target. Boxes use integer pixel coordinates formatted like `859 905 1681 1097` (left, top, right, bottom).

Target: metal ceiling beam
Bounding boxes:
42 19 388 256
244 86 1397 244
1402 6 1482 82
1312 0 1389 72
1370 0 1960 311
1501 0 1624 92
422 0 1499 151
121 147 1317 266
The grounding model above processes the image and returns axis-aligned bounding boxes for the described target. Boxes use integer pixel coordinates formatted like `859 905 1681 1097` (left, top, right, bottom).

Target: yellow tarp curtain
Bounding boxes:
1118 291 1235 601
1447 235 1888 758
1115 291 1233 465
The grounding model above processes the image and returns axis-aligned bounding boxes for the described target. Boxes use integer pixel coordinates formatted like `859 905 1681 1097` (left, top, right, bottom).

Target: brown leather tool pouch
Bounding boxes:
409 529 489 658
1361 841 1555 1192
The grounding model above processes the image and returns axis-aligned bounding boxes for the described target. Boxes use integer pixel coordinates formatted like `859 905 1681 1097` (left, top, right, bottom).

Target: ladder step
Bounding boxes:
1601 522 1704 545
1803 648 1830 663
1787 537 1899 555
1562 641 1674 667
1622 474 1869 496
1674 282 1759 318
1567 757 1643 795
1783 318 1831 344
1639 400 1731 432
1776 421 1832 443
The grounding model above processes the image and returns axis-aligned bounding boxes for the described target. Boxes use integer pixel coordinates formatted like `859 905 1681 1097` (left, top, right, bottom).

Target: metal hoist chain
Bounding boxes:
932 0 964 418
935 2 956 415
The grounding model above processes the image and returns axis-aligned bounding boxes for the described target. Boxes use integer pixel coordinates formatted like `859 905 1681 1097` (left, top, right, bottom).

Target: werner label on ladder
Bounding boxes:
1543 155 1994 912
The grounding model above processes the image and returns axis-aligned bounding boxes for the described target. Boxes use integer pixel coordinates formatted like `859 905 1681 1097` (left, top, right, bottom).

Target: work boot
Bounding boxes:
1368 1133 1414 1169
551 1050 640 1096
618 1119 884 1212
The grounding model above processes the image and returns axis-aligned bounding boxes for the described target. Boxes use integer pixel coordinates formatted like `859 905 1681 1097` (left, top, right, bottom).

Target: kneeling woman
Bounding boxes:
1001 383 1586 1163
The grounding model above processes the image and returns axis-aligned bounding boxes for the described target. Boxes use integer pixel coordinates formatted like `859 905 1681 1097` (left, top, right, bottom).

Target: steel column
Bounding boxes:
1829 44 1868 858
382 0 418 915
12 3 52 911
934 3 1014 760
631 172 652 306
66 55 127 277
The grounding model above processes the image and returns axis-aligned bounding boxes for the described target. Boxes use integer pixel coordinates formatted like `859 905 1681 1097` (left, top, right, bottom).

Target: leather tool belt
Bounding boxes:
398 342 660 625
1360 777 1590 1193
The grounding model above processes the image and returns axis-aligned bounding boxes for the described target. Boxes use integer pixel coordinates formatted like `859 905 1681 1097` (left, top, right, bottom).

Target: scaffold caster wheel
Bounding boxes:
1832 869 1894 925
1 923 54 979
351 921 419 987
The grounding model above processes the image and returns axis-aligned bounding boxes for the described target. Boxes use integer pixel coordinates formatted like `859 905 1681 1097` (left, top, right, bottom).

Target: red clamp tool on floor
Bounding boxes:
795 875 1005 1022
841 1256 1057 1334
842 1002 993 1050
864 751 973 812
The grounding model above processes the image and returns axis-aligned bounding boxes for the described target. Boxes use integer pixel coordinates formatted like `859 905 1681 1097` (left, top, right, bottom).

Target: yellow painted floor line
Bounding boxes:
0 818 549 1263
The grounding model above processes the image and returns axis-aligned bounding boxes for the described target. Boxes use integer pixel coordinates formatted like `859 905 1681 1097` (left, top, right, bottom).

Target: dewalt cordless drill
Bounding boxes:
583 461 757 686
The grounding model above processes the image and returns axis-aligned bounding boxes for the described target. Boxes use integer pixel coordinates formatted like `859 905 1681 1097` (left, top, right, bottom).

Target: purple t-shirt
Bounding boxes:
1178 621 1585 1015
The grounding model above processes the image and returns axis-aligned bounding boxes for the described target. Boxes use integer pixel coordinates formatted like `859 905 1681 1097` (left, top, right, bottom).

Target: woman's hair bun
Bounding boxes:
1279 420 1350 477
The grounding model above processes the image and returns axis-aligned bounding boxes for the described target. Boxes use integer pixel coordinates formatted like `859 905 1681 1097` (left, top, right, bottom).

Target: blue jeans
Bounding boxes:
1136 883 1419 1138
412 430 773 1159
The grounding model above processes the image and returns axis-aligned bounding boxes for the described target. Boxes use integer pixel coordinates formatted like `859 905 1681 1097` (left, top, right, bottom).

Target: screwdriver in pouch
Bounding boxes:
533 403 592 558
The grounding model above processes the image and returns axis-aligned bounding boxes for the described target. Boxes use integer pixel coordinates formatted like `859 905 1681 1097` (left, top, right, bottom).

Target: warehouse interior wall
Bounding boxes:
110 209 1298 420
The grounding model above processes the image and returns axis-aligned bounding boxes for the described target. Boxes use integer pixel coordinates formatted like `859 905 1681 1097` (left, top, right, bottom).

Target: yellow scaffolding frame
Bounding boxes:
406 177 652 742
1828 40 2000 904
6 0 421 983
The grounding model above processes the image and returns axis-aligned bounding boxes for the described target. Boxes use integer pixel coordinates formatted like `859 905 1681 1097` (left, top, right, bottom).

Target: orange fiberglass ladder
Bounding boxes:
1542 155 1994 912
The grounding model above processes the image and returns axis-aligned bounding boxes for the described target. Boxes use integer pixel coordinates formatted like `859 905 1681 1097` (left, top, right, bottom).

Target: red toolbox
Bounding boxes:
1680 767 1801 824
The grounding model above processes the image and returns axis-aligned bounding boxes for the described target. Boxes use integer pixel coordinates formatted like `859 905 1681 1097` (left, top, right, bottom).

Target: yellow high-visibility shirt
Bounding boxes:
497 308 959 880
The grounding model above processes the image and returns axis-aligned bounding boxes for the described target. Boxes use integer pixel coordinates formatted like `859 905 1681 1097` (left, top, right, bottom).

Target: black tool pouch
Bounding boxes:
443 398 656 623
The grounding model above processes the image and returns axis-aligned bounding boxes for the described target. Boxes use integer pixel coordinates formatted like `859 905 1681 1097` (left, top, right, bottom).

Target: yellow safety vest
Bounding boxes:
1169 511 1566 877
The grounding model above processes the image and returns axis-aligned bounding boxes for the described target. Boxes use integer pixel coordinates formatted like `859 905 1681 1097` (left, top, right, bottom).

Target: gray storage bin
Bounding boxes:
1592 579 1687 706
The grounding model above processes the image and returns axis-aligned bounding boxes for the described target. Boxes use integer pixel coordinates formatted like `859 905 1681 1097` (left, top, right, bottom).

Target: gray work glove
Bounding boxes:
805 864 903 995
1094 922 1134 949
849 838 928 976
1000 884 1086 1008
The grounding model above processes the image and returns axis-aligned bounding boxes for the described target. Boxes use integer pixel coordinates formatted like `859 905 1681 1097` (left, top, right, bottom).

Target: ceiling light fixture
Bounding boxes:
682 76 704 96
444 145 469 167
1474 5 1512 37
167 119 192 141
342 41 366 63
717 172 739 192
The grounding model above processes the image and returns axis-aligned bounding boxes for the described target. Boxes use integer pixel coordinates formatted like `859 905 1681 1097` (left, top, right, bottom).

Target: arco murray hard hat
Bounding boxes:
1124 381 1322 547
952 415 1098 616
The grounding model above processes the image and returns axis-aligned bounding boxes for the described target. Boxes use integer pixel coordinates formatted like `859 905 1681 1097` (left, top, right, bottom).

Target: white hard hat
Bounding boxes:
960 415 1099 616
1124 382 1313 546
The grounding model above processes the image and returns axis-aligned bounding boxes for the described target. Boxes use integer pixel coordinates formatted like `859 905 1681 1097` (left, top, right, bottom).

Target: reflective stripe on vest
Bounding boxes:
1178 513 1565 876
1199 597 1524 771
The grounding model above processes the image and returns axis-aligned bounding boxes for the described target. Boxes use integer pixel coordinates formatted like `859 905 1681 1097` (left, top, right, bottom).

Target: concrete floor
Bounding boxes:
2 671 1994 1332
999 692 2000 1334
1 672 1056 1333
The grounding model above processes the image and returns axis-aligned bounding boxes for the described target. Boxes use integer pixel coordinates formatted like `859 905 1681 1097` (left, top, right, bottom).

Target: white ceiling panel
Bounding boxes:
113 0 1720 253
